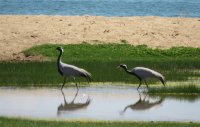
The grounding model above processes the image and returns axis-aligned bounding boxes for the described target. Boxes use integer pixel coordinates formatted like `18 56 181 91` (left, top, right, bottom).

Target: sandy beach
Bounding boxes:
0 15 200 61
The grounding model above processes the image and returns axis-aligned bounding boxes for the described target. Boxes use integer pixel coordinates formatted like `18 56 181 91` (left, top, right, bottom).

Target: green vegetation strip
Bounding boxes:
0 43 200 88
23 43 200 61
0 117 200 127
148 85 200 94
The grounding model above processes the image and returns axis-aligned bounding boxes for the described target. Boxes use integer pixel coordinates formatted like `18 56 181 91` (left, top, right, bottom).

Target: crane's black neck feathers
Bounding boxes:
121 65 141 81
57 49 63 76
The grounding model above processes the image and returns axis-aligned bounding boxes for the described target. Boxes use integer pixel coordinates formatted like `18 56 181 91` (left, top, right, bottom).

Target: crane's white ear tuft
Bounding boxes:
121 64 127 68
117 64 127 69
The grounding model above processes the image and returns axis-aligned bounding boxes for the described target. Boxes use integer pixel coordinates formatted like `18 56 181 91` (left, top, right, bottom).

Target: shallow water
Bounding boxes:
0 0 200 17
0 86 200 121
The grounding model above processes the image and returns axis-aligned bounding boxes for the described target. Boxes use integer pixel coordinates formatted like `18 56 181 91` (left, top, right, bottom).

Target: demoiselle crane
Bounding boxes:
118 64 166 90
56 47 91 90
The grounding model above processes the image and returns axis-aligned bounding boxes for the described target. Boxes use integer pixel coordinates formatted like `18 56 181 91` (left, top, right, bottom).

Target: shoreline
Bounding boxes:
0 15 200 61
1 14 200 18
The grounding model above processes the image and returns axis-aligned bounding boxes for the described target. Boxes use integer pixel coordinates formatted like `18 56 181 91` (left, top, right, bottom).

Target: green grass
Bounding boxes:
0 60 200 86
23 43 200 61
148 85 200 94
0 117 200 127
149 94 200 102
0 43 200 86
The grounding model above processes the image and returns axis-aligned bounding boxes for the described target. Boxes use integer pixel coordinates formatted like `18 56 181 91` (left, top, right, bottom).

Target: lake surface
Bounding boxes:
0 86 200 121
0 0 200 17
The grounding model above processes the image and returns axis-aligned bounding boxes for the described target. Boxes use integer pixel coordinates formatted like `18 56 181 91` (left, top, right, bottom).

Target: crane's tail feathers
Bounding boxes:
85 71 92 82
159 76 166 87
80 71 92 82
86 74 92 82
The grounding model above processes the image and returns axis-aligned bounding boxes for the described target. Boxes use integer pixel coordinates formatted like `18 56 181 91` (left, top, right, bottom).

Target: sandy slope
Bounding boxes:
0 15 199 61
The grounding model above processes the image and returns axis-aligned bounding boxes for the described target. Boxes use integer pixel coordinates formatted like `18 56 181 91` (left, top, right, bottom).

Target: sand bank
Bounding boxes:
0 15 199 61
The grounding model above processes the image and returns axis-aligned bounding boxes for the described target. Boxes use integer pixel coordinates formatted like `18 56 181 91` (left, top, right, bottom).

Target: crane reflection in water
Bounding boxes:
57 89 91 116
120 92 164 115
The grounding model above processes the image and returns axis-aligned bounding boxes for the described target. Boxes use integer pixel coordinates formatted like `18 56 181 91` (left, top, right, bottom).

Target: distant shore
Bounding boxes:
0 15 199 61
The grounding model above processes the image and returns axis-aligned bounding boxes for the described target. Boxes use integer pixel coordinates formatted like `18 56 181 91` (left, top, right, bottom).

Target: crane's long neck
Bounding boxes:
122 67 132 75
122 67 141 80
57 50 63 75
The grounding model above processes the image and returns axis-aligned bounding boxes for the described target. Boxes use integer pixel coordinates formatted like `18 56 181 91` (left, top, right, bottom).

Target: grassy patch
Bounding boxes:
0 43 200 86
23 43 200 61
148 85 200 94
0 60 200 86
0 117 200 127
149 94 200 102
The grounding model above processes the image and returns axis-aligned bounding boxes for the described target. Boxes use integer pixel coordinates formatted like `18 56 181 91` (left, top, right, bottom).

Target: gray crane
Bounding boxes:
118 64 166 90
56 47 91 90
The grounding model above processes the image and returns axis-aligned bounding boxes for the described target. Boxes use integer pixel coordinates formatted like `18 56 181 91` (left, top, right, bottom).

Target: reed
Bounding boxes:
148 85 200 94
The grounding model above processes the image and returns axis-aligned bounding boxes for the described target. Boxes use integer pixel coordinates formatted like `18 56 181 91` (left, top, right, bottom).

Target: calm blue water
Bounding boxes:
0 0 200 17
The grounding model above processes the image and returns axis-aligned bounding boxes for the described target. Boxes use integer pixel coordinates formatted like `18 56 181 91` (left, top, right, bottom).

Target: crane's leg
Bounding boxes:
138 92 141 100
71 86 79 103
61 88 67 104
71 77 79 103
144 80 149 89
61 76 67 90
137 80 142 91
143 92 148 101
73 77 79 91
